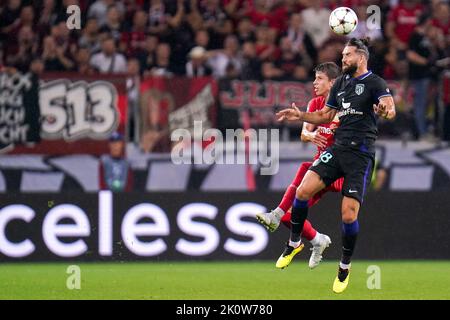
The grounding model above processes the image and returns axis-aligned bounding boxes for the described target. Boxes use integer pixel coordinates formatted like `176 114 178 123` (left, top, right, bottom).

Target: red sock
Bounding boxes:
280 212 317 242
281 211 291 228
301 219 317 241
278 185 296 212
278 162 311 212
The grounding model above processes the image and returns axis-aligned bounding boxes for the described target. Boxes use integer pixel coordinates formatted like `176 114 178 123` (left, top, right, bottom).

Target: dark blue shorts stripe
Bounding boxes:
361 161 372 200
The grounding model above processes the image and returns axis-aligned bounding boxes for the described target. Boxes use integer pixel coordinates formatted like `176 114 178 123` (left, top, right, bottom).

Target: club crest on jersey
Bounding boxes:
355 84 365 95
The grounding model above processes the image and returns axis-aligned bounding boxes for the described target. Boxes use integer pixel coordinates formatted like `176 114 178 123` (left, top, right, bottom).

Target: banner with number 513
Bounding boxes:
9 73 128 155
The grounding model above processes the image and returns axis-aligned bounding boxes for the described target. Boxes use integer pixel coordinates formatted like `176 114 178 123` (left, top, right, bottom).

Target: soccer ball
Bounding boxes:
329 7 358 35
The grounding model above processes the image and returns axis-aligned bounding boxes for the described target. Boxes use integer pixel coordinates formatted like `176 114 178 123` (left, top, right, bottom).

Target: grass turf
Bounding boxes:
0 261 449 300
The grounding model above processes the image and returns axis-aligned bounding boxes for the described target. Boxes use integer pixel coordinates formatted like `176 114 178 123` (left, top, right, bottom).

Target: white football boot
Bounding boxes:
255 210 282 232
309 233 332 269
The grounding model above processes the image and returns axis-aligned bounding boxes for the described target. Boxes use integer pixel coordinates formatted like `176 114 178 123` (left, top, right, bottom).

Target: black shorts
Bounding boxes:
309 144 374 204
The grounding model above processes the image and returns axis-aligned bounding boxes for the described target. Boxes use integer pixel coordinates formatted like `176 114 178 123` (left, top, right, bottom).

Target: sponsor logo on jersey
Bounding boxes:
342 101 352 109
317 126 334 135
338 98 363 117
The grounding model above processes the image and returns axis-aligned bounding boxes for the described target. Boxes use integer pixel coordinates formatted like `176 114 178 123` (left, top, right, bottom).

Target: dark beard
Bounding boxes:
343 64 357 76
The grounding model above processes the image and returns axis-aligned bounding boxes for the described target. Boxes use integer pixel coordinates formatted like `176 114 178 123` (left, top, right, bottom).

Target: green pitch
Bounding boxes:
1 261 449 300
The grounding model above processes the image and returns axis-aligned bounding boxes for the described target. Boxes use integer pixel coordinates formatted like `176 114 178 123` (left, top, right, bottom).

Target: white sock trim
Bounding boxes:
289 240 302 248
310 232 321 246
273 207 285 219
339 262 351 270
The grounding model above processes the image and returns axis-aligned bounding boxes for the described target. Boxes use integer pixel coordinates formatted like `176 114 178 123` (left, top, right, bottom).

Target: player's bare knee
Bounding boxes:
296 187 312 201
342 214 357 224
341 205 358 223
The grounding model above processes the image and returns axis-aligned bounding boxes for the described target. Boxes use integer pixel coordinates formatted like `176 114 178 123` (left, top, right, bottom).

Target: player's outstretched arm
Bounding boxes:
277 103 337 125
373 96 396 120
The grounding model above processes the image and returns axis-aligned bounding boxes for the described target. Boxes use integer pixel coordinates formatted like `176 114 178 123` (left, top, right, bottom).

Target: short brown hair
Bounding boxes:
313 62 341 80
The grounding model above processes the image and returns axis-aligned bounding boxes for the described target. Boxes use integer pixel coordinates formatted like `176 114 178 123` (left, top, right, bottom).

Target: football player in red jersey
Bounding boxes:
256 62 344 269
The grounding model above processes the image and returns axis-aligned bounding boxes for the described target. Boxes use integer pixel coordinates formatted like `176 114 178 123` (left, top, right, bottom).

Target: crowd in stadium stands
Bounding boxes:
0 0 449 140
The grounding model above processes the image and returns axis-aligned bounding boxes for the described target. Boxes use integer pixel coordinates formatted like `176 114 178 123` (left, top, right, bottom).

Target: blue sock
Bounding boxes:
342 220 359 236
341 220 359 265
290 199 309 242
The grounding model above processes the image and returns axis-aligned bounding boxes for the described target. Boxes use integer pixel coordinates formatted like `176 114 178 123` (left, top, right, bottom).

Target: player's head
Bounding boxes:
313 62 341 97
342 37 370 76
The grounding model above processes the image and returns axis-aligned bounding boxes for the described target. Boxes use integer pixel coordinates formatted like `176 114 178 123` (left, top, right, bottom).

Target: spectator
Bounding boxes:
15 5 36 35
275 36 310 80
283 0 305 16
284 13 316 62
78 18 101 54
146 42 175 77
29 56 45 75
431 1 450 47
38 0 58 31
207 34 242 78
381 37 409 80
88 0 124 27
261 61 283 80
2 5 38 59
187 0 203 31
193 29 212 50
223 0 249 20
99 132 133 192
147 0 184 36
99 4 124 42
0 0 22 40
254 23 279 61
19 5 35 26
386 0 425 51
428 23 449 137
188 0 231 49
266 0 290 34
199 0 233 35
163 2 192 75
235 17 255 44
37 0 58 37
41 35 75 71
316 39 343 66
301 0 331 48
5 25 39 72
122 0 141 21
50 21 78 61
1 3 31 47
407 15 434 140
240 41 261 80
90 36 127 73
185 46 213 77
246 0 272 29
74 46 96 75
135 34 159 73
120 9 148 57
292 65 309 81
